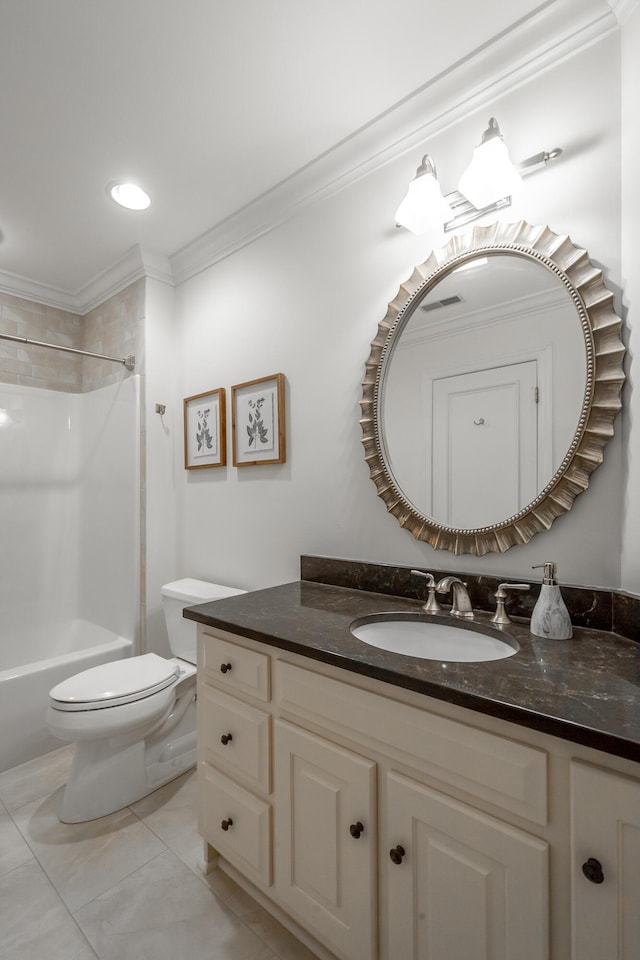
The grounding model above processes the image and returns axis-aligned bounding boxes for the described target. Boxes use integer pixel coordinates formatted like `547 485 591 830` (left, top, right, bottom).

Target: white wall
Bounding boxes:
621 3 640 594
174 31 629 592
143 278 179 657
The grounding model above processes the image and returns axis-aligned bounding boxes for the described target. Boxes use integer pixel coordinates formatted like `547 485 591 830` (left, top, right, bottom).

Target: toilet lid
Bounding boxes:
49 654 180 710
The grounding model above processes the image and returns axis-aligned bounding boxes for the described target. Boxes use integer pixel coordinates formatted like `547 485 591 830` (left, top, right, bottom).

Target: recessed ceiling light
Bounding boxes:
108 182 151 210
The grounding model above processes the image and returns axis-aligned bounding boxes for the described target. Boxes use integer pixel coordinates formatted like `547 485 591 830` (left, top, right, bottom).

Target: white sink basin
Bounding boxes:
350 615 518 663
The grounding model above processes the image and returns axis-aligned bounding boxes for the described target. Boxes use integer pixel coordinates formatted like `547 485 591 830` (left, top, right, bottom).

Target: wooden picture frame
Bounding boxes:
231 373 286 466
183 388 226 469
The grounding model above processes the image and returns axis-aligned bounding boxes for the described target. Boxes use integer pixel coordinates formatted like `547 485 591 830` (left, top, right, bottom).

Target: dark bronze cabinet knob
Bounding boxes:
582 857 604 884
220 663 232 674
349 821 364 839
389 845 405 864
221 818 233 831
220 733 233 745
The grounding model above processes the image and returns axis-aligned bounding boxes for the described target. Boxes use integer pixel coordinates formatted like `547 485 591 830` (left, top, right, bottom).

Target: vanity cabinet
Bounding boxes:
197 625 557 960
571 762 640 960
197 625 640 960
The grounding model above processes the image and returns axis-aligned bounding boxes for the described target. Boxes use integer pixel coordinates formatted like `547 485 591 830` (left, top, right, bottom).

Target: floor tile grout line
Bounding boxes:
119 807 254 923
70 846 177 918
7 794 174 916
0 745 74 813
1 855 100 958
122 799 298 960
1 752 305 960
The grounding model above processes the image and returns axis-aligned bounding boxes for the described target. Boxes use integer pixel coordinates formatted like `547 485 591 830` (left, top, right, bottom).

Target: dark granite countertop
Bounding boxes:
185 580 640 764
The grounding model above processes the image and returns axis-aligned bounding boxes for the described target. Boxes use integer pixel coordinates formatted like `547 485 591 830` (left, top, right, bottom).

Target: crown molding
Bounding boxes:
0 245 172 316
170 0 619 285
78 245 173 314
399 287 569 347
0 268 83 314
607 0 640 24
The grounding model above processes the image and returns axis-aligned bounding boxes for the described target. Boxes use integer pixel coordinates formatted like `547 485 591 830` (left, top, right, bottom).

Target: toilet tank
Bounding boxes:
161 578 246 663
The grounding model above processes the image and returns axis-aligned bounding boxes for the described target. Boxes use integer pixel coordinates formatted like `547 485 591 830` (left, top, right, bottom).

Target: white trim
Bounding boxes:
607 0 640 25
0 268 83 314
397 289 568 347
0 245 173 316
78 246 173 314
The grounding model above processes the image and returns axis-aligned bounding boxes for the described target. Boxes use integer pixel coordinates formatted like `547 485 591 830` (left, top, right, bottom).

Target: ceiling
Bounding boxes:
0 1 618 311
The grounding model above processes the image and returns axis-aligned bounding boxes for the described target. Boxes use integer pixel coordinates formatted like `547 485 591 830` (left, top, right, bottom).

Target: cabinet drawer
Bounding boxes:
199 628 270 702
276 661 547 825
198 762 271 887
199 686 271 793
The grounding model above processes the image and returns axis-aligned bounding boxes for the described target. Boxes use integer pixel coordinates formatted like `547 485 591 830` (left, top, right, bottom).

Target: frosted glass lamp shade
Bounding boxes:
395 162 454 235
458 136 523 209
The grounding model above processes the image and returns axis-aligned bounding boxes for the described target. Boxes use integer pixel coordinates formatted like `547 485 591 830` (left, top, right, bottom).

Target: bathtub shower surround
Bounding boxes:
0 377 140 771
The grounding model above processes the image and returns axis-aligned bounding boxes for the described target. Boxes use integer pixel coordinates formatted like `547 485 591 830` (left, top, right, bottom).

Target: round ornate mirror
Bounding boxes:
360 221 625 555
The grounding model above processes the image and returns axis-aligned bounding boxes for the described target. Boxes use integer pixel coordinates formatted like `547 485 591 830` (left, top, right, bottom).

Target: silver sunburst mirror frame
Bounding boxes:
360 220 626 555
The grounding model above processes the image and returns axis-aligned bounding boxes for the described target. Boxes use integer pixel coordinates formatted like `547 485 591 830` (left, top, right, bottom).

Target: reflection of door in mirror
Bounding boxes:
432 361 540 527
382 254 586 529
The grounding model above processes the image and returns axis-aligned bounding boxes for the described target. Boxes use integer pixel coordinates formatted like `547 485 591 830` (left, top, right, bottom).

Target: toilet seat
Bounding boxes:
49 653 180 712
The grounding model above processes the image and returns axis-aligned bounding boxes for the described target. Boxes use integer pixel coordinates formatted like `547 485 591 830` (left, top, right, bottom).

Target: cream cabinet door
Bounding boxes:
384 771 549 960
273 719 377 960
571 762 640 960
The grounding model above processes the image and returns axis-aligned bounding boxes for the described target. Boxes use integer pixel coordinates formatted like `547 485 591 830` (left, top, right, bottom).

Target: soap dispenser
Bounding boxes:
530 562 573 640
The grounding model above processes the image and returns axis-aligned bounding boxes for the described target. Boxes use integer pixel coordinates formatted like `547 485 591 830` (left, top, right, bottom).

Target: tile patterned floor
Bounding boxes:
0 748 318 960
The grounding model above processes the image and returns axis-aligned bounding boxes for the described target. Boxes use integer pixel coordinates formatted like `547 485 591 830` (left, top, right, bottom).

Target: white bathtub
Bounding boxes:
0 619 132 772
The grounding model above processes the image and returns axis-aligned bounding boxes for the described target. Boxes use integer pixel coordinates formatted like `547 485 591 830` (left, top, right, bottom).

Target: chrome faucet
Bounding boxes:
436 576 474 619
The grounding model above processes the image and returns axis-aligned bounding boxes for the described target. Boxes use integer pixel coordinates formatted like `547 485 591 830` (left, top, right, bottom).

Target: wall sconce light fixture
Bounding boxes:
395 117 561 235
394 156 454 236
458 117 523 208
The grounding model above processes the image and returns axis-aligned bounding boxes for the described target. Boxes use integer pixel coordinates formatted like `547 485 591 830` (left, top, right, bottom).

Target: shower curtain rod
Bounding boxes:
0 332 135 371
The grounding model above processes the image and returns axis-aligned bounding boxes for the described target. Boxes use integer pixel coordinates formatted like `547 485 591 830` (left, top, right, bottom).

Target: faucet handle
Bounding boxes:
491 582 530 625
410 570 442 614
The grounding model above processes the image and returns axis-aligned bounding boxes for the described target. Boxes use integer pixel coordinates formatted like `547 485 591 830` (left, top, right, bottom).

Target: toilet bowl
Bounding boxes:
47 578 245 823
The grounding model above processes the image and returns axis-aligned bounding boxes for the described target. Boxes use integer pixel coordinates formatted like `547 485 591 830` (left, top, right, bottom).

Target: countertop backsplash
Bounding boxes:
300 555 639 643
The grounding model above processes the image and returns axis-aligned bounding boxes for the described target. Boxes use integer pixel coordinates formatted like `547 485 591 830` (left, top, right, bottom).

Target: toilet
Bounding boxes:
47 578 245 823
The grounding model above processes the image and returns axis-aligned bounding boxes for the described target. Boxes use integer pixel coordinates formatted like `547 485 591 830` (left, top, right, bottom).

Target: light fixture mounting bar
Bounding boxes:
444 195 512 232
516 147 562 173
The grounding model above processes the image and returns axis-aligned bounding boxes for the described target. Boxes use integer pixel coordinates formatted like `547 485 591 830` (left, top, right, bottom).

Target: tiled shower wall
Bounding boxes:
0 279 145 391
82 280 145 391
0 294 83 390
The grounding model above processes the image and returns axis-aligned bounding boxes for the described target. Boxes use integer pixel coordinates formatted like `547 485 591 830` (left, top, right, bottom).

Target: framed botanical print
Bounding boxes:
183 388 226 469
231 373 286 466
